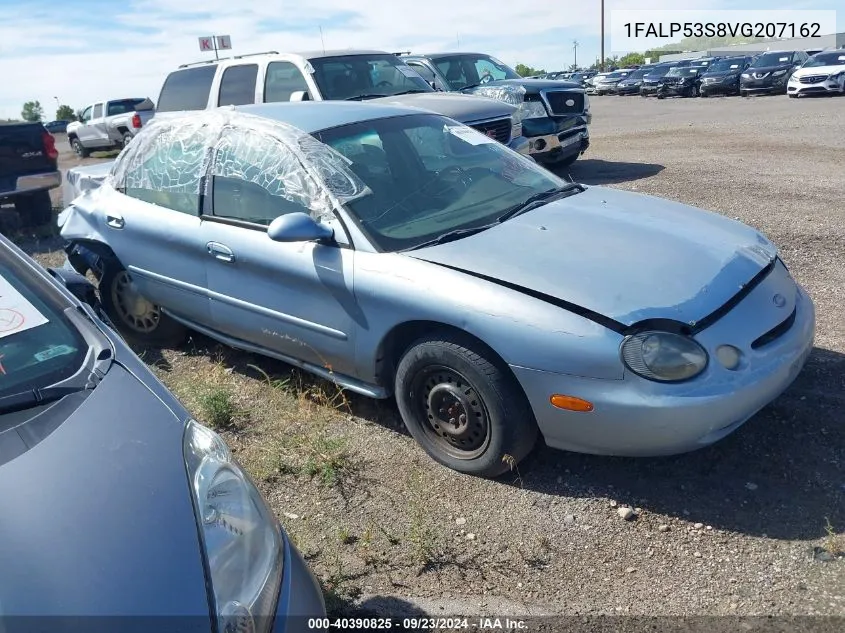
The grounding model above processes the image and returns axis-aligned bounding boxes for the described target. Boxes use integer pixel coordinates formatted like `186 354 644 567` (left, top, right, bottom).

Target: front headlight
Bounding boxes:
620 331 708 382
741 73 750 79
518 100 548 119
184 420 284 633
772 69 788 77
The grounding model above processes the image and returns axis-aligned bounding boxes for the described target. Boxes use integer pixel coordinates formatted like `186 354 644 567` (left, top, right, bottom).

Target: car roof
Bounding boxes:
406 52 492 58
233 101 429 133
296 49 393 59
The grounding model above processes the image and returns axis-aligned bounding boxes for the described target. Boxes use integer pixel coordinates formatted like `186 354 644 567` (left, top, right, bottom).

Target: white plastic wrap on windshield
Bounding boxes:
468 84 527 107
107 107 369 220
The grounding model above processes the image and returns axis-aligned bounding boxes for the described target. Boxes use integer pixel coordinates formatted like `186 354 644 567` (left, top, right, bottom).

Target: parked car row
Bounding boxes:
579 49 845 99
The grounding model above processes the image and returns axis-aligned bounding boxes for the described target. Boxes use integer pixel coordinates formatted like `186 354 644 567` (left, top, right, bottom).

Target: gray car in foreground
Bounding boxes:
60 103 815 478
0 233 324 629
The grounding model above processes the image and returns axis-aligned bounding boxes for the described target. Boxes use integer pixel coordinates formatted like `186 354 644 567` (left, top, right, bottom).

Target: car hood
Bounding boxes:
0 363 210 619
746 64 794 74
702 70 741 78
792 65 845 77
407 186 778 327
373 92 516 123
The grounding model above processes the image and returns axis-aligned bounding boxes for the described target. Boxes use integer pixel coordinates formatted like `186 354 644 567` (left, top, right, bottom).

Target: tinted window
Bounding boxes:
80 106 92 123
315 113 569 252
157 66 217 112
106 99 145 116
431 54 521 90
309 54 432 100
218 64 258 106
210 127 311 226
264 61 310 102
803 52 845 67
92 104 103 118
406 61 436 82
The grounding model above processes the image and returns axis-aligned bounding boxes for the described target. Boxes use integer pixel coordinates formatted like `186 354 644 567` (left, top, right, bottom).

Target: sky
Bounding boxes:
0 0 841 120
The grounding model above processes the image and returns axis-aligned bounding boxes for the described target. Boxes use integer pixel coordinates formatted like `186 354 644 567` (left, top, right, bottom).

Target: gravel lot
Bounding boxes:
12 95 845 624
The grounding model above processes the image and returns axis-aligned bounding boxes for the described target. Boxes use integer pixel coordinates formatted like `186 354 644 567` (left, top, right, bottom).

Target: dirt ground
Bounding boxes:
11 95 845 624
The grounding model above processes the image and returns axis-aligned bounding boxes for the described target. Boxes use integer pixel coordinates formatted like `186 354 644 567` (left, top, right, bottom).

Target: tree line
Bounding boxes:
17 100 78 123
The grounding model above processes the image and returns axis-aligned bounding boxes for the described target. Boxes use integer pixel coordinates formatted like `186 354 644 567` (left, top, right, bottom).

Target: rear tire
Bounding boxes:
14 190 53 228
122 132 134 148
99 259 187 347
394 332 539 478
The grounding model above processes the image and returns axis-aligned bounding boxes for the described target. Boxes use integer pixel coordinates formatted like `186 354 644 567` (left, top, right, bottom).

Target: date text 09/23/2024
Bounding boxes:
307 618 528 630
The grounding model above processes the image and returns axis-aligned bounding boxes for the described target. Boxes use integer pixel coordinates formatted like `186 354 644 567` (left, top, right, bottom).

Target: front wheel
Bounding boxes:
394 333 539 478
70 137 90 158
99 260 186 347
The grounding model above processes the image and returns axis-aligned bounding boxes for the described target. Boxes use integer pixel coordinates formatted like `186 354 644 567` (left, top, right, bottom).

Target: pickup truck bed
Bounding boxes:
0 123 61 227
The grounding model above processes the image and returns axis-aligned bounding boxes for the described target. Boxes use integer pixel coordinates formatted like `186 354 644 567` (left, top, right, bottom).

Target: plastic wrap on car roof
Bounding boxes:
107 107 369 220
468 84 526 106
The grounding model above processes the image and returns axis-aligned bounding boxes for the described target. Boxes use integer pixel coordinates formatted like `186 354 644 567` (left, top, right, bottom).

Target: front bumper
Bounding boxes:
0 170 62 200
658 83 695 97
700 80 740 96
510 273 815 457
594 84 618 95
528 127 590 163
273 532 327 631
507 135 531 157
741 76 789 94
639 84 660 96
616 84 642 95
787 77 843 96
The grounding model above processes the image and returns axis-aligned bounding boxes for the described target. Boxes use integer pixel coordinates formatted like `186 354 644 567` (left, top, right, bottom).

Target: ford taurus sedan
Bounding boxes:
59 102 815 478
0 233 324 628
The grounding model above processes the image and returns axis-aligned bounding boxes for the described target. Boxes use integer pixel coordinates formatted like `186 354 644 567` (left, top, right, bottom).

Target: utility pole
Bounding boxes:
573 40 579 69
599 0 605 71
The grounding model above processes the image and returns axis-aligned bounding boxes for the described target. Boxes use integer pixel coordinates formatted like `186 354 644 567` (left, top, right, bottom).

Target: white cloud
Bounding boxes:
0 0 722 119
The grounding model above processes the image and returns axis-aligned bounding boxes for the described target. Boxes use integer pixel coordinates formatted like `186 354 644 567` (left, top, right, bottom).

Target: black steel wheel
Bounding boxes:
394 332 539 477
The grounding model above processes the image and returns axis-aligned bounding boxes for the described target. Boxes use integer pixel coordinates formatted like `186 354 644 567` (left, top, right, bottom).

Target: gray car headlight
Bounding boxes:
772 69 788 77
518 100 548 119
621 332 708 382
184 420 284 633
741 73 750 79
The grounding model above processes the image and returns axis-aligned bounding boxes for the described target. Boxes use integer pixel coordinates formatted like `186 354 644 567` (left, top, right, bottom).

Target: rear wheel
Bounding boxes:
14 190 53 228
99 259 186 346
122 132 134 148
394 332 539 478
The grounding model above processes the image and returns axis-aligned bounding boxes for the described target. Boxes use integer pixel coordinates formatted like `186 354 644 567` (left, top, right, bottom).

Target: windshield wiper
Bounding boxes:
497 183 584 223
390 89 430 96
345 93 388 101
0 385 89 415
405 224 497 251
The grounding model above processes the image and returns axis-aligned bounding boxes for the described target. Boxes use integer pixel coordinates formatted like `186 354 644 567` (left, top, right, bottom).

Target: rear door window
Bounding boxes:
218 64 258 106
264 61 310 102
157 66 217 112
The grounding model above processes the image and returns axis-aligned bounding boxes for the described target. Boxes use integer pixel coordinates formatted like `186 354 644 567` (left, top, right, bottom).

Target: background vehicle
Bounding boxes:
639 62 691 96
740 50 809 96
61 104 814 478
43 120 71 133
787 50 845 97
66 97 155 157
155 50 527 156
0 122 60 227
699 56 754 97
400 52 590 166
594 69 635 95
584 72 609 94
0 232 325 630
657 66 705 98
615 66 655 95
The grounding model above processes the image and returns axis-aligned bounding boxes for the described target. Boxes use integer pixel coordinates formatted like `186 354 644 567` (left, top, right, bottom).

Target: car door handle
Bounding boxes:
105 213 124 229
206 241 235 263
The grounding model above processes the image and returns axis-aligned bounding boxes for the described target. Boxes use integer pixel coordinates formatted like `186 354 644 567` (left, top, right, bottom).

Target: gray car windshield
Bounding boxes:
314 113 573 252
309 54 433 100
0 250 87 398
753 52 795 67
707 59 745 72
431 54 522 90
803 53 845 68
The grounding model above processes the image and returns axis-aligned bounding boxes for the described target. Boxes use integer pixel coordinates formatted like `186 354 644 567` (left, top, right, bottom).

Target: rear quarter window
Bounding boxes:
157 66 217 112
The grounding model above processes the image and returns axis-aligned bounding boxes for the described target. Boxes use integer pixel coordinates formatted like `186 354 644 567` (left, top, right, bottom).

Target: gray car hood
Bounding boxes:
0 363 210 619
373 92 516 123
409 186 777 327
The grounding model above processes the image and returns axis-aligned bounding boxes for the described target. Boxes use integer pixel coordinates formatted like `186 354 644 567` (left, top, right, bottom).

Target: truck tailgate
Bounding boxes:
0 124 55 192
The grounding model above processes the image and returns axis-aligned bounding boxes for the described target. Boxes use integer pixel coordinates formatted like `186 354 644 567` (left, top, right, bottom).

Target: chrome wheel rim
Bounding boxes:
111 270 161 334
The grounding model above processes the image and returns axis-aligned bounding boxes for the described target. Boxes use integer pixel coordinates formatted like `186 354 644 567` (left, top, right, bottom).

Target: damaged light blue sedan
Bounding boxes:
59 103 815 478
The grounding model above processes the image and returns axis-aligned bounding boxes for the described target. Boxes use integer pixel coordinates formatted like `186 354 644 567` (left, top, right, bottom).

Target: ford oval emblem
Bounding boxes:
772 294 786 308
565 98 575 106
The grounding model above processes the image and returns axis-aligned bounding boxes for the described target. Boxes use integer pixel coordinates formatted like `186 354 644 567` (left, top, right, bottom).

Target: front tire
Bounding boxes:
70 137 90 158
394 332 539 478
99 260 186 346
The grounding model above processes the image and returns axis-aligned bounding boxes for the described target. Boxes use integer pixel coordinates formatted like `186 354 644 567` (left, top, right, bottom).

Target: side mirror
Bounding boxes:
267 212 334 243
47 266 99 308
290 91 310 102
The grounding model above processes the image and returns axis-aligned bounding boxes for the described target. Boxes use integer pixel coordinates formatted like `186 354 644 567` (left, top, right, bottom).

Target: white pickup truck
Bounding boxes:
66 98 155 157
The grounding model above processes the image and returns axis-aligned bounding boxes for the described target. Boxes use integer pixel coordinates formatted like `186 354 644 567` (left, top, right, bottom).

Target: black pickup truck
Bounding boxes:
401 52 591 167
0 122 61 227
